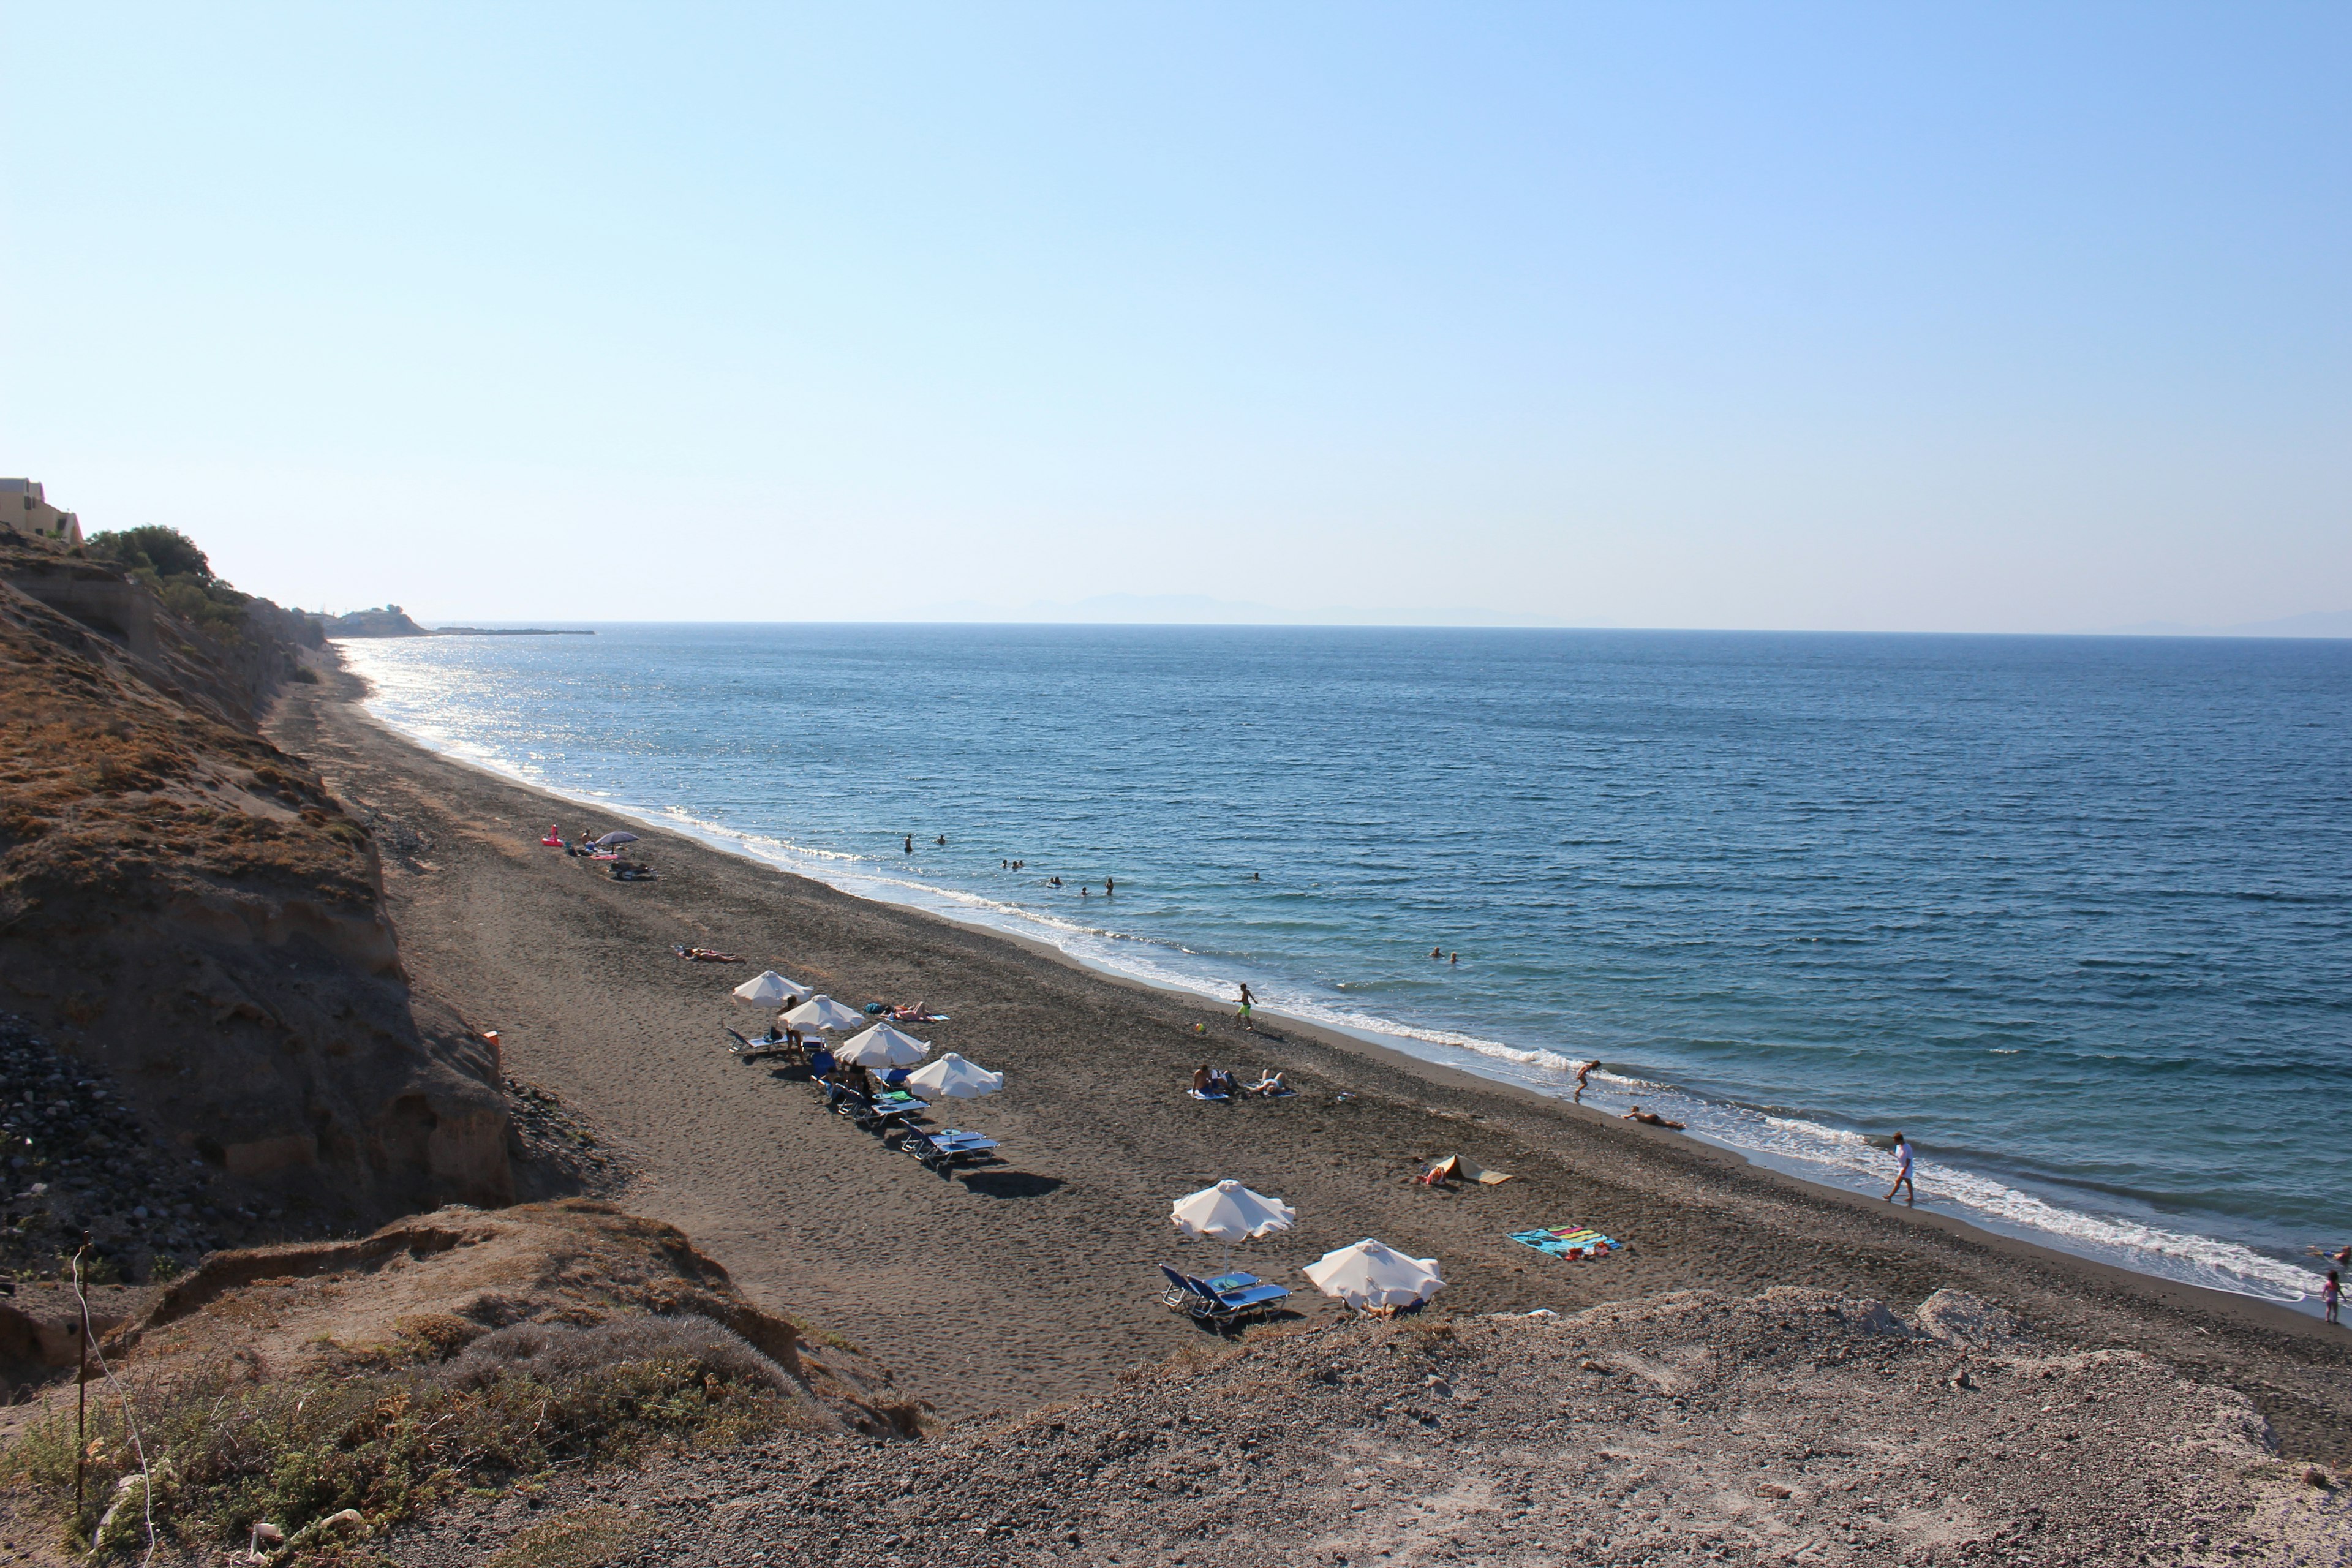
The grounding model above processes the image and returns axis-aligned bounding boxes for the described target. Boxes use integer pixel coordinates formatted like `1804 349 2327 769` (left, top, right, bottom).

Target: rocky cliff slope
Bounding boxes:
0 541 511 1265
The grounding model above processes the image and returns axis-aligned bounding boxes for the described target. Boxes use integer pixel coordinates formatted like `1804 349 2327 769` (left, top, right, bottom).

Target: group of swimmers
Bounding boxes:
908 835 1126 900
1428 947 1460 965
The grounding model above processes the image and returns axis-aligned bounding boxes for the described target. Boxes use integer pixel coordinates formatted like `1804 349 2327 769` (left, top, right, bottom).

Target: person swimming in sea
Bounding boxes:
936 834 946 846
1431 946 1443 960
903 835 913 854
1104 876 1114 895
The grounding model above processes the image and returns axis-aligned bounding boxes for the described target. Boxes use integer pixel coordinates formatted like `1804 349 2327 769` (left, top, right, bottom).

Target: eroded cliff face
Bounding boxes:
0 556 511 1227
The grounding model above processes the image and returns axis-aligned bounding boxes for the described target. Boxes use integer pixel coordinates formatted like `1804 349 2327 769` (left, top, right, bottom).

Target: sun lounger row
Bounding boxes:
723 1025 1006 1177
805 1063 1008 1174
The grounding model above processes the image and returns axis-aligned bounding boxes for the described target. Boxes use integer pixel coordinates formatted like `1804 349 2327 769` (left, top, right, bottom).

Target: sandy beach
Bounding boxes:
266 661 2351 1463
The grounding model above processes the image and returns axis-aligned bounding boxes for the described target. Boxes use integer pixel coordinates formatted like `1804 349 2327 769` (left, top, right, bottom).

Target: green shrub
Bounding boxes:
87 526 214 582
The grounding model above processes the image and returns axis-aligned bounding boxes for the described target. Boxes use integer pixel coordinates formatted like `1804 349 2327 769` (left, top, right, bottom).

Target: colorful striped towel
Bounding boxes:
1508 1226 1624 1258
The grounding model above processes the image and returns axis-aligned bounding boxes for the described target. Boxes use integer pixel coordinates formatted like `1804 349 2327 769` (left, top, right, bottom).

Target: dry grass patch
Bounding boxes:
482 1504 651 1568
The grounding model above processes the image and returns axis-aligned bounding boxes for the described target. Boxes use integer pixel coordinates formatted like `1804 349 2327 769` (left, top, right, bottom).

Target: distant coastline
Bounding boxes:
429 627 596 636
312 605 595 638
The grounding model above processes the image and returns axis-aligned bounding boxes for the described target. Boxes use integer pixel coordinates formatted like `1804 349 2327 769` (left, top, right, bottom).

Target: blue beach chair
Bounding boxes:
1156 1265 1291 1326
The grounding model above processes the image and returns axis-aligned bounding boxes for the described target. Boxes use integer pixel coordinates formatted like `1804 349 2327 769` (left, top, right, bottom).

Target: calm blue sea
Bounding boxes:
342 625 2352 1305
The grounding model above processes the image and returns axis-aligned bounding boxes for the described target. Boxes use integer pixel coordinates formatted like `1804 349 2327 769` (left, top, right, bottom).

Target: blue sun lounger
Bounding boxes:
1157 1264 1291 1326
905 1128 1000 1174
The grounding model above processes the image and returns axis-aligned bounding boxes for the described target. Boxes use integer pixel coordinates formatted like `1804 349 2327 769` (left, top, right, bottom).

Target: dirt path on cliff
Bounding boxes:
266 665 2352 1460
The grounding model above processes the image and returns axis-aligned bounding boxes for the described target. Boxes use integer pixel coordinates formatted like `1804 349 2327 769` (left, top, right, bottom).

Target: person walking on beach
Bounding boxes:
1885 1132 1917 1207
1236 982 1255 1027
2327 1271 2342 1325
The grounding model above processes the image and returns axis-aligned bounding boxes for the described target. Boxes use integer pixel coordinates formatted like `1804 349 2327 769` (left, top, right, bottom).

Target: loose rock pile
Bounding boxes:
389 1286 2341 1566
0 1014 224 1284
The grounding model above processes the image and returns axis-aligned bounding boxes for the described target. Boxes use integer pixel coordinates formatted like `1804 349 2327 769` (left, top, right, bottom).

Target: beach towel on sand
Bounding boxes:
1420 1154 1514 1185
1509 1225 1623 1258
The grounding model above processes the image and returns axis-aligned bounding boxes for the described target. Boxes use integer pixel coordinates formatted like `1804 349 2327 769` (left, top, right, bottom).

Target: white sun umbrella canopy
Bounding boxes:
903 1052 1003 1099
838 1021 931 1068
1169 1180 1297 1243
783 994 865 1031
1301 1238 1446 1310
731 970 806 1006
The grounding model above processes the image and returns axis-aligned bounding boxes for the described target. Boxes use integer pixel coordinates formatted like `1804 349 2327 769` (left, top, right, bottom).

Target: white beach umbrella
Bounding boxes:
1301 1238 1446 1311
1169 1180 1297 1243
783 995 866 1031
732 970 806 1005
903 1052 1003 1099
838 1022 932 1068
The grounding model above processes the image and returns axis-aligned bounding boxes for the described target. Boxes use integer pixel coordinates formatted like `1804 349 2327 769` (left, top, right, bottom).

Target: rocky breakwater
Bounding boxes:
0 562 511 1257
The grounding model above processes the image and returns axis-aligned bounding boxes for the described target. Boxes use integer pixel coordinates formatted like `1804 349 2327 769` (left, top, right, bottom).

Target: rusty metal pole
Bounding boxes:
74 1237 89 1525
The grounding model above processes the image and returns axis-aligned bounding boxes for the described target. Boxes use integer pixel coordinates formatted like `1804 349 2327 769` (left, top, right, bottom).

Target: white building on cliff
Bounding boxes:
0 480 83 545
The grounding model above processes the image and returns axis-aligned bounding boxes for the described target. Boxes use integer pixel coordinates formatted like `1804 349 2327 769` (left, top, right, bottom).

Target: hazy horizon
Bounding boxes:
318 601 2352 639
5 4 2346 633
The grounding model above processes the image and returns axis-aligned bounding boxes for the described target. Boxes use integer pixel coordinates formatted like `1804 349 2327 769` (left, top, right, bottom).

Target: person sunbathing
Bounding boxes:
1193 1064 1214 1095
1208 1068 1241 1097
1250 1072 1287 1096
1622 1106 1686 1130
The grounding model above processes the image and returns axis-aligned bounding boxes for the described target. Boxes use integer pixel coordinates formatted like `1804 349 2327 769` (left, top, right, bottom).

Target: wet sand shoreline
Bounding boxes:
265 656 2352 1461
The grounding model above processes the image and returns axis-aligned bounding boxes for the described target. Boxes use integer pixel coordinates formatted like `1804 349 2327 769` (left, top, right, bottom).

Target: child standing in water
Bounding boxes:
2326 1271 2342 1325
1884 1132 1917 1207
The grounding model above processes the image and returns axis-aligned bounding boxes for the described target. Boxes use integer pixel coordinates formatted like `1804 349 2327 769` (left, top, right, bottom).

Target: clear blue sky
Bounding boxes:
3 4 2345 630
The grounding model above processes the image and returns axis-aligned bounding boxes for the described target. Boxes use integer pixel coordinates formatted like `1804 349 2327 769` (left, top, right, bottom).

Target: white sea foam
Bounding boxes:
339 645 2326 1308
